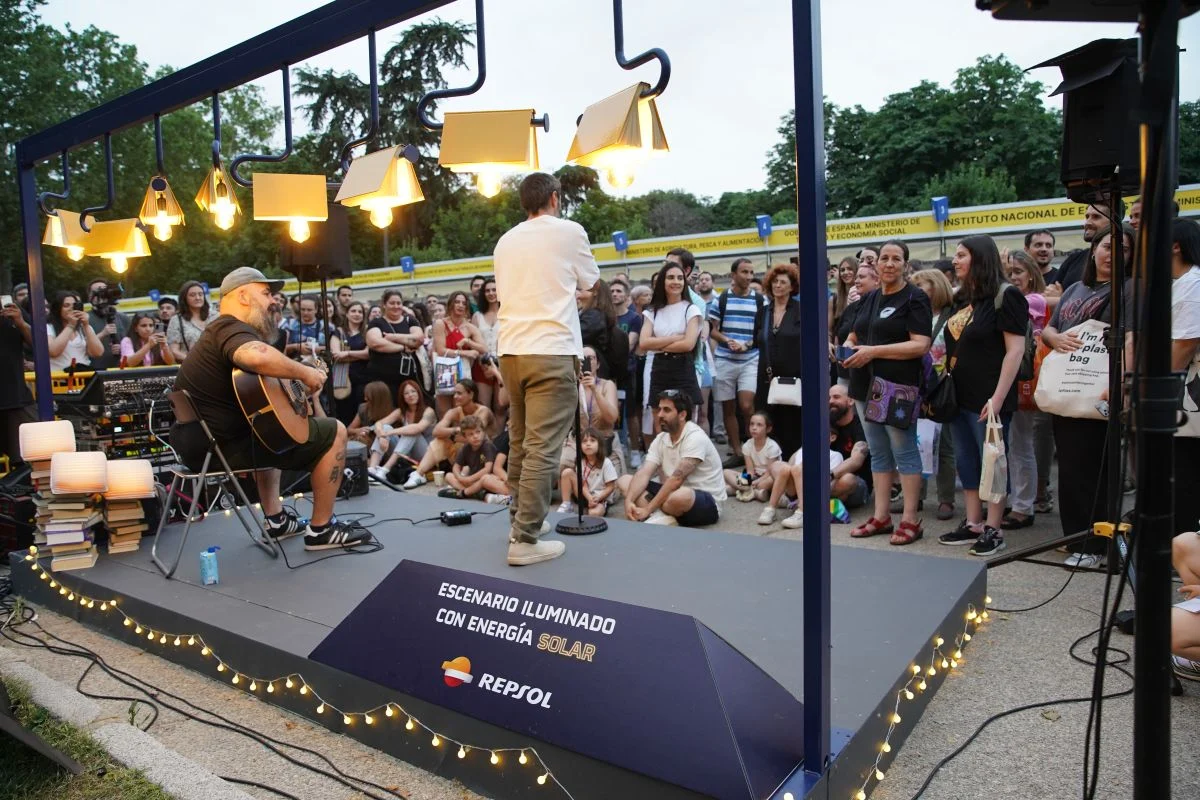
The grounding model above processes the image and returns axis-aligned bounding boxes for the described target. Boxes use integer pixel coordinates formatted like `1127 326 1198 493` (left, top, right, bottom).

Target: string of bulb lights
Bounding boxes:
36 0 670 280
19 546 576 798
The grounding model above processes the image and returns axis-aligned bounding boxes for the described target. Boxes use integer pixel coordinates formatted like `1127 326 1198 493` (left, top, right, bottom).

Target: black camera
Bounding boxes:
91 283 124 323
479 353 497 367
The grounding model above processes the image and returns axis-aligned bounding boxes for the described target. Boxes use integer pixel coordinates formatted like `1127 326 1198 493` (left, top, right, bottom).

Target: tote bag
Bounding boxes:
1033 319 1109 420
978 403 1008 504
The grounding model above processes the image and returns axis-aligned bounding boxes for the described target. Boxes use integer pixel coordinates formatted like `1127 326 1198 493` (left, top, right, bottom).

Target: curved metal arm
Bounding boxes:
230 67 293 187
613 0 670 98
211 93 222 168
416 0 485 131
154 113 166 175
337 30 379 173
79 134 115 232
37 151 71 217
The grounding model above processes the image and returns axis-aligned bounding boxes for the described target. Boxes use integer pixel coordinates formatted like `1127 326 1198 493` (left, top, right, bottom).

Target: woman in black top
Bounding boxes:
937 235 1028 556
755 262 804 460
843 240 932 544
365 289 425 399
331 301 370 424
834 264 879 387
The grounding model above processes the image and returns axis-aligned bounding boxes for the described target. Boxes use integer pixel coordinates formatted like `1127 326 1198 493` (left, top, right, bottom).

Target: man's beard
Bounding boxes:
247 307 277 341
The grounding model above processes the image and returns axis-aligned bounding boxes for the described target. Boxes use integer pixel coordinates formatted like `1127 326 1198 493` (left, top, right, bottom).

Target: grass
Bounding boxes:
0 677 172 800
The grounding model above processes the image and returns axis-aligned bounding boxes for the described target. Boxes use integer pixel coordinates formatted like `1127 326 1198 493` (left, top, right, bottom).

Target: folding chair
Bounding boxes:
152 389 278 578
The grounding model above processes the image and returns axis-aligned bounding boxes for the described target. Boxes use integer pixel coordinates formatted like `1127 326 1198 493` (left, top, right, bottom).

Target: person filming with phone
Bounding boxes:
120 313 175 367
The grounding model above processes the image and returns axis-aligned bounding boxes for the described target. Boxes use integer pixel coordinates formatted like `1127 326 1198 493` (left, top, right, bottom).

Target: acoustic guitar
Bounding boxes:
232 369 313 453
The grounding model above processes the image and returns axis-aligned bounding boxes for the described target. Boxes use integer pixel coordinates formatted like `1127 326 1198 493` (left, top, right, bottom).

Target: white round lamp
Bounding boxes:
19 420 76 461
104 460 156 500
50 452 108 496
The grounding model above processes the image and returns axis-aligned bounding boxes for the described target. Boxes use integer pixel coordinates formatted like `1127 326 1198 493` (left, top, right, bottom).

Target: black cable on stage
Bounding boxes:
219 775 302 800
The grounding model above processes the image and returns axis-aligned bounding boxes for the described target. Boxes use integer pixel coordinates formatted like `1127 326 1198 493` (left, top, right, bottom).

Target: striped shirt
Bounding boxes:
708 290 760 362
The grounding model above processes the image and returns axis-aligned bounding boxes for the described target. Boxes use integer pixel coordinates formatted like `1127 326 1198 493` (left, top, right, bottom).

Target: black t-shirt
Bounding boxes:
0 317 33 411
835 298 864 381
455 439 497 474
1056 249 1089 290
832 414 870 477
848 285 932 401
175 315 260 442
945 285 1029 415
492 428 510 457
1041 266 1059 286
367 316 421 380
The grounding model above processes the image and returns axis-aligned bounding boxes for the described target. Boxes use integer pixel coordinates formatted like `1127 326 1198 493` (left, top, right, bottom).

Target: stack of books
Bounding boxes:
105 500 148 554
28 458 52 497
41 495 101 571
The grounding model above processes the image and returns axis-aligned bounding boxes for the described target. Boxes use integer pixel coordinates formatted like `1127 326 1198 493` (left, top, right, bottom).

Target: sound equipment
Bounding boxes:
56 365 179 413
342 441 369 498
280 203 352 282
1031 39 1143 204
232 369 312 454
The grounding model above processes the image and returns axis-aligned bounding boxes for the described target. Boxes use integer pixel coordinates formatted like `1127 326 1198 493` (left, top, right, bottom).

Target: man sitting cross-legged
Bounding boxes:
403 378 494 488
617 390 727 526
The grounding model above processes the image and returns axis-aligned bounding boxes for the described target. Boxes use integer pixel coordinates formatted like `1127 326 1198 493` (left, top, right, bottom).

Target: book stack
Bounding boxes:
42 495 101 572
105 500 148 554
28 458 52 497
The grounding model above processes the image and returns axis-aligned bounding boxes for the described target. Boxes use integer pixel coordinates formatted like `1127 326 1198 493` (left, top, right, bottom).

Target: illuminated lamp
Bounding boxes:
566 82 668 190
82 218 151 275
50 451 108 495
438 109 540 198
42 209 87 261
19 420 76 461
195 164 241 230
103 460 155 501
138 176 185 242
252 173 328 243
335 145 423 229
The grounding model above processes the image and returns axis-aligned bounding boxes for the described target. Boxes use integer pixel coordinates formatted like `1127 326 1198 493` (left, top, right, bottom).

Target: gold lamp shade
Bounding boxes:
19 420 76 462
42 209 87 262
83 219 151 275
439 109 540 198
335 145 424 229
252 173 329 243
104 459 155 500
566 82 669 190
195 164 241 230
138 176 185 242
50 451 108 496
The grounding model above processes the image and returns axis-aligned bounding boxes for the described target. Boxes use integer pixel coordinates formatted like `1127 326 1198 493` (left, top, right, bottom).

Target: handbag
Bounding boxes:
331 360 351 400
434 355 467 395
766 374 802 406
865 375 918 429
978 402 1008 504
923 372 958 422
1033 319 1109 419
1178 352 1200 437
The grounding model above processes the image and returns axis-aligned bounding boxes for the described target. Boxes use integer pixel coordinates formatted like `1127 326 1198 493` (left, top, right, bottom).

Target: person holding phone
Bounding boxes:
559 345 621 474
120 313 175 367
47 290 104 371
1 293 36 465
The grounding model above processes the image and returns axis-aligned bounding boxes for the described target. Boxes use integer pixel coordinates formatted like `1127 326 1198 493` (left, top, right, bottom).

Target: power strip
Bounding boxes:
440 509 473 526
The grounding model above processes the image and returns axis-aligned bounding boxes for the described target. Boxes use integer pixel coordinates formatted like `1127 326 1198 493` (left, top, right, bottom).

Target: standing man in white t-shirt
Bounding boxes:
494 173 601 565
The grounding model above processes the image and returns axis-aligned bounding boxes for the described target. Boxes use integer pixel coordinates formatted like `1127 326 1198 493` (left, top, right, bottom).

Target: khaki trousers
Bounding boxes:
499 355 577 542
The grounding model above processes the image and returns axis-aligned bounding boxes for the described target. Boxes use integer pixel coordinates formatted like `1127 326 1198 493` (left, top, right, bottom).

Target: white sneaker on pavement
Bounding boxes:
781 509 804 529
1063 552 1105 569
644 510 678 525
485 493 511 505
556 501 576 513
507 538 565 566
403 472 427 490
757 507 776 525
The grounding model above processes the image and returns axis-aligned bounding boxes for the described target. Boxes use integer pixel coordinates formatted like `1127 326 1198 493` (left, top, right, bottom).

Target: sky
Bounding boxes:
39 0 1200 201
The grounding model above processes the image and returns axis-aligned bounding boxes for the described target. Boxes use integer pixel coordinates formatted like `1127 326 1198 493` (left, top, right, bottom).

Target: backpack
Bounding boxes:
716 289 767 352
996 284 1036 382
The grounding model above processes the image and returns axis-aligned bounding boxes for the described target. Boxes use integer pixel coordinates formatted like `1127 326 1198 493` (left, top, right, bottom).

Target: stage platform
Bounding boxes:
10 487 987 800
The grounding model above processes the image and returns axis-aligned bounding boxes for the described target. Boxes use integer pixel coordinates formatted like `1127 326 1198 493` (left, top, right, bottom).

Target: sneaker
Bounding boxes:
713 433 728 445
1035 490 1054 514
438 487 462 499
757 507 776 525
368 466 391 483
403 472 427 490
264 508 307 541
781 509 804 529
556 500 576 513
507 539 566 566
969 527 1006 556
644 510 678 525
1064 552 1105 569
304 519 371 551
629 451 643 469
1172 655 1200 682
485 493 511 506
939 519 983 546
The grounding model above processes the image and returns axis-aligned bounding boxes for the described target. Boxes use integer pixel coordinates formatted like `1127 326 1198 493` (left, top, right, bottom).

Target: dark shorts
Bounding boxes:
172 417 339 474
842 475 870 509
645 480 720 527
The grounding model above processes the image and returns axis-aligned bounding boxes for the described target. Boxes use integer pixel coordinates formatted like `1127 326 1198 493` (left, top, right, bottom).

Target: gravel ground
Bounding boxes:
3 458 1197 800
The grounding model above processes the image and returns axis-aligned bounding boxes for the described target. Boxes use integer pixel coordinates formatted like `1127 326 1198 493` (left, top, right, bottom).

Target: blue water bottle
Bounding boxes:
199 546 221 585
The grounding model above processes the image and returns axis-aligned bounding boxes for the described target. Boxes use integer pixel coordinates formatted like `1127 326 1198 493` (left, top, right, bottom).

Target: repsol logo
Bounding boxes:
476 673 553 708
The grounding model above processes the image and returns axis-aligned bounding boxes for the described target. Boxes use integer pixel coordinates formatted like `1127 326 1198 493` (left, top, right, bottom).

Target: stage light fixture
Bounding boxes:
195 164 240 230
252 173 328 243
139 176 185 242
42 209 87 261
438 109 543 198
19 420 76 462
50 451 108 495
82 218 151 275
567 82 668 190
335 145 423 228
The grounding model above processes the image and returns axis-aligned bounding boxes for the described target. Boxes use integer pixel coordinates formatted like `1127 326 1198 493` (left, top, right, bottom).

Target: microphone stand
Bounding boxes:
555 374 607 536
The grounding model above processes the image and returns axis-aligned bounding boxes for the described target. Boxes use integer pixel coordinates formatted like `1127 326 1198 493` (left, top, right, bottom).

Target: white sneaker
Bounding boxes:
1064 552 1105 569
556 501 576 513
485 493 511 505
644 510 678 525
781 509 804 529
507 539 565 566
757 507 776 525
368 466 388 482
402 472 427 490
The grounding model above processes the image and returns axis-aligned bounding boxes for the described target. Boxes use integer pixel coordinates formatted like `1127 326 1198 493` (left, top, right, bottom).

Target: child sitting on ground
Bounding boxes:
439 415 510 504
557 428 618 516
723 411 782 502
758 426 845 526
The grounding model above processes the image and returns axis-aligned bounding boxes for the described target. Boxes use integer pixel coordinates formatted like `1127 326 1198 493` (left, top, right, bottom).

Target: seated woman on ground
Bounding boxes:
1172 532 1200 682
368 379 436 482
558 428 619 517
403 378 494 489
723 411 781 502
347 381 394 449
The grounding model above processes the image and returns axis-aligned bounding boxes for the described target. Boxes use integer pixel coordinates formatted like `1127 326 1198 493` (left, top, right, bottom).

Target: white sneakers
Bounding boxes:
402 472 427 490
557 501 577 514
507 538 565 565
757 507 776 525
644 510 678 525
781 509 804 529
485 493 511 505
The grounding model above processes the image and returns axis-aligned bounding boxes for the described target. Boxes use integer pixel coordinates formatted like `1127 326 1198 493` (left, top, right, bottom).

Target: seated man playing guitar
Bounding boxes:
171 267 369 550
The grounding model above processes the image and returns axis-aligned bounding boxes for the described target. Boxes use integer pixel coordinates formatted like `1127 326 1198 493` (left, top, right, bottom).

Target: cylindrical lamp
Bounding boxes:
104 460 155 500
19 420 76 461
50 452 108 496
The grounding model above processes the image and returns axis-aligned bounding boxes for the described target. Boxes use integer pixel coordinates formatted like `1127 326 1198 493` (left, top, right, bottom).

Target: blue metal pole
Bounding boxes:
18 164 54 421
792 0 831 776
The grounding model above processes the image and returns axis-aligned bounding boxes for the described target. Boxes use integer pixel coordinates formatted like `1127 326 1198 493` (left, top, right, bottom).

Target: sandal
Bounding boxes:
936 502 955 521
1001 513 1034 530
890 520 924 546
850 516 894 539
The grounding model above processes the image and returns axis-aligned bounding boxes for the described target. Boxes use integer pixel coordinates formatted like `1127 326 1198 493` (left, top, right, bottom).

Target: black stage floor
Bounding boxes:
11 487 987 800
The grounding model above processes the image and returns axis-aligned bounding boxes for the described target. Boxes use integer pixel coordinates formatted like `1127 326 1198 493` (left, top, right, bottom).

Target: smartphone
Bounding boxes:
154 320 164 334
581 355 593 375
836 345 856 361
0 295 11 308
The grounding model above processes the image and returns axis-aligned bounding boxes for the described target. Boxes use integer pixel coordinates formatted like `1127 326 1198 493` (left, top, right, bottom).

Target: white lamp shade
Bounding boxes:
50 452 108 495
19 420 76 461
104 459 155 500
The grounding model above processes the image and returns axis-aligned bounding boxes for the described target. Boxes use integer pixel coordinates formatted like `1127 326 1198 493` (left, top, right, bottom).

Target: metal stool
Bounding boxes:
152 390 278 578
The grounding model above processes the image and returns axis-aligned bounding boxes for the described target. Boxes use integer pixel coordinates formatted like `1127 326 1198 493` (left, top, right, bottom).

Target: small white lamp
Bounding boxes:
50 452 108 496
19 420 76 462
104 460 155 500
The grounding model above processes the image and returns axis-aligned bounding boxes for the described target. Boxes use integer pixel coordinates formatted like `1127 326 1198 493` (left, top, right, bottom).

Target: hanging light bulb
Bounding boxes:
337 145 423 228
110 255 128 275
288 219 311 243
139 176 184 242
195 164 241 230
567 83 669 191
476 171 503 199
368 206 393 229
252 173 327 243
43 209 88 262
437 110 543 198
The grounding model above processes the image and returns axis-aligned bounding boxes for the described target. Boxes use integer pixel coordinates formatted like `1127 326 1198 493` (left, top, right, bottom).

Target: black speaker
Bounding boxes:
280 203 353 281
1031 38 1141 204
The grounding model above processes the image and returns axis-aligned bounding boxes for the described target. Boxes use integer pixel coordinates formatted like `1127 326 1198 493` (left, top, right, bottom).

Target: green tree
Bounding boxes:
641 190 711 237
428 185 523 258
707 189 782 231
1180 100 1200 185
913 163 1018 208
554 165 600 216
570 189 651 244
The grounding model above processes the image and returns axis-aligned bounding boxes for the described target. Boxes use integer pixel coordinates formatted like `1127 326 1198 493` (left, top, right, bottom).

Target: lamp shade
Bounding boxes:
42 210 87 261
439 110 540 197
195 164 241 230
82 218 151 275
138 176 185 242
335 145 424 228
566 82 669 190
19 420 76 461
104 459 155 500
253 173 329 222
50 451 108 495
